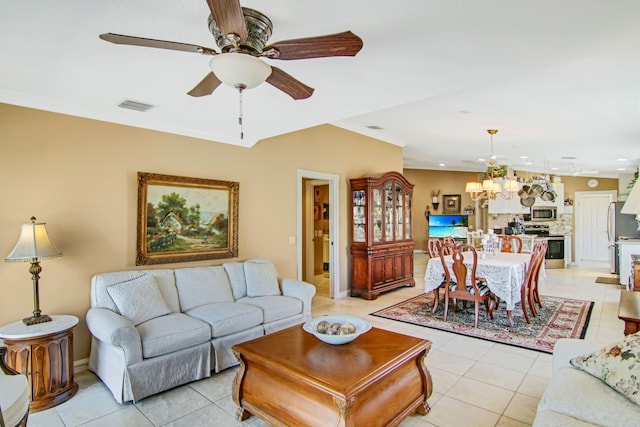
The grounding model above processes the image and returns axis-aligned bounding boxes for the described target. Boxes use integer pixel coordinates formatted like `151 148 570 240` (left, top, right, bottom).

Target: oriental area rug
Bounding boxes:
371 294 593 353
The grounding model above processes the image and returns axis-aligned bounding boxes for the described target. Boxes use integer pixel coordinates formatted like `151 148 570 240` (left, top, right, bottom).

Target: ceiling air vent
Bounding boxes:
118 99 155 112
366 125 384 130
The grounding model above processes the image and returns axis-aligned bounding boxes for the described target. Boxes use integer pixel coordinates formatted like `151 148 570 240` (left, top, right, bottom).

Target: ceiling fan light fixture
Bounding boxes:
209 53 272 89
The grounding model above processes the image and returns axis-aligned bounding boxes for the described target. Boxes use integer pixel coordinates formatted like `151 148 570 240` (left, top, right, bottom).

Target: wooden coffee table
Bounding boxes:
618 290 640 335
232 325 432 427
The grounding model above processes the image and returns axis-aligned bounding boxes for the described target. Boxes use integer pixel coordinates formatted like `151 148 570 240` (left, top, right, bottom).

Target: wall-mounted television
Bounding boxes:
428 215 469 239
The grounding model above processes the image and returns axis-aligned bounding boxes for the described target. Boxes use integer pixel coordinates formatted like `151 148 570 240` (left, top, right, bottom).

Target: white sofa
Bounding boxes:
534 338 640 426
86 259 315 404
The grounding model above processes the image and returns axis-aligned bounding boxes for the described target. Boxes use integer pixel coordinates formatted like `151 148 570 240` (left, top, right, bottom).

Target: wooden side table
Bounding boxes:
0 315 79 412
618 291 640 335
631 254 640 291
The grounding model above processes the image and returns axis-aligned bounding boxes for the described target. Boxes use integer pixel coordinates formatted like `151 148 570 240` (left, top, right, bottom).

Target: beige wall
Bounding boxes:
554 176 618 201
0 103 402 361
403 169 483 251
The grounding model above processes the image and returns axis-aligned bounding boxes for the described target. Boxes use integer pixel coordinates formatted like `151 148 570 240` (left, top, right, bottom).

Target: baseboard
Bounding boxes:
74 357 89 374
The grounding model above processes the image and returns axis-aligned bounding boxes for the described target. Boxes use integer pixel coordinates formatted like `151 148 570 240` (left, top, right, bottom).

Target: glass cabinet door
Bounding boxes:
405 191 412 239
395 182 403 240
373 188 383 242
384 183 393 241
352 190 366 242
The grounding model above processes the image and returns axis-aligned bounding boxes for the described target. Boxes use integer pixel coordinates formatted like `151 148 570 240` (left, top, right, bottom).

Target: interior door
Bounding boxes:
575 191 615 263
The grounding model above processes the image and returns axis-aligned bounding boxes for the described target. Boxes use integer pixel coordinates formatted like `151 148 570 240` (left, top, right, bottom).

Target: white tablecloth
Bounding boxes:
425 252 531 310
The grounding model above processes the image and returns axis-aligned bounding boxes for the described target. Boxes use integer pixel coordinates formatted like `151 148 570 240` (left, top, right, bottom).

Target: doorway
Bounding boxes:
297 170 340 298
575 190 616 265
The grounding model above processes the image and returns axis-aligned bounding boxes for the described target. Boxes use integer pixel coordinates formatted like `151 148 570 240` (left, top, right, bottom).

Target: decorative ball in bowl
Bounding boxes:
303 315 372 345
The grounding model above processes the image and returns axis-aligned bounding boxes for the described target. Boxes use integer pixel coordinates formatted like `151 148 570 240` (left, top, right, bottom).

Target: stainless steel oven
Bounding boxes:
531 206 557 221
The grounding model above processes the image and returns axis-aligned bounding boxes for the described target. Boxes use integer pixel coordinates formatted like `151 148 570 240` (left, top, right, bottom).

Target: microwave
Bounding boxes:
531 206 557 221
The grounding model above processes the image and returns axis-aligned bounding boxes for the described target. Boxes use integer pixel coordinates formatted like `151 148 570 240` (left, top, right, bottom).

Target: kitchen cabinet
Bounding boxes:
488 193 529 214
618 240 640 286
533 183 564 213
350 171 415 300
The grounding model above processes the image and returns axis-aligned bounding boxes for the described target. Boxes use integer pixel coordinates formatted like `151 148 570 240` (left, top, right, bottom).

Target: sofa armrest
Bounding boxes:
552 338 601 375
86 307 143 366
281 279 316 320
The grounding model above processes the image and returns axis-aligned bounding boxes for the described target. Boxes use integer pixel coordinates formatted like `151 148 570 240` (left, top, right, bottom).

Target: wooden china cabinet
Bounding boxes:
350 171 415 300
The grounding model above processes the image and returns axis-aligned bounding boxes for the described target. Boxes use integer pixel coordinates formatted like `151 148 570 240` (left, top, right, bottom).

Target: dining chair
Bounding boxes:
501 235 523 253
442 236 455 254
427 238 442 258
440 243 497 327
527 240 548 317
427 238 448 312
0 347 29 427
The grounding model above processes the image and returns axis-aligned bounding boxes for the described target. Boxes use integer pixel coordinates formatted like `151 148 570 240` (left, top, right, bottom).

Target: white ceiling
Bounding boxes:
2 1 639 178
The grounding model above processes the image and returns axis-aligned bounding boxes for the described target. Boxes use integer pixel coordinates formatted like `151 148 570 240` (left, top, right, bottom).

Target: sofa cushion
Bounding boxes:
92 269 180 313
244 259 281 297
186 302 263 337
175 266 235 311
224 262 247 300
106 274 171 326
533 410 597 426
237 296 302 323
135 313 211 359
570 332 640 406
536 367 640 427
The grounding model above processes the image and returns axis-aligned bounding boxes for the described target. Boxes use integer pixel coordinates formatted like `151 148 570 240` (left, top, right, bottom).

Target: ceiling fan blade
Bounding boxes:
266 67 314 100
265 31 363 60
99 33 217 55
187 72 222 97
206 0 248 43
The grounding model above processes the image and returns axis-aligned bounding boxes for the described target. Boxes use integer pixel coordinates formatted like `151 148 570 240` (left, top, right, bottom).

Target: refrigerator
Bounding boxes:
608 201 640 274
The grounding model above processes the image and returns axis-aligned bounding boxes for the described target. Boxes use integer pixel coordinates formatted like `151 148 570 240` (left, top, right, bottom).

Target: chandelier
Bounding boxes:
465 129 519 201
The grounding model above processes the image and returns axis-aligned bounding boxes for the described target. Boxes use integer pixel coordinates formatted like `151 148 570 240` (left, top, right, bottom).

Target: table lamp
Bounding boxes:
5 217 63 325
621 180 640 231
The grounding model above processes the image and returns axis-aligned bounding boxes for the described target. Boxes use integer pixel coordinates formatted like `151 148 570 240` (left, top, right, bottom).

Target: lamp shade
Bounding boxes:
465 182 482 193
621 180 640 214
209 53 272 89
503 179 520 192
5 218 62 262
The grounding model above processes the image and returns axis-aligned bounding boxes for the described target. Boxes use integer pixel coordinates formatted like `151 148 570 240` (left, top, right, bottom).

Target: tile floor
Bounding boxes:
28 254 625 426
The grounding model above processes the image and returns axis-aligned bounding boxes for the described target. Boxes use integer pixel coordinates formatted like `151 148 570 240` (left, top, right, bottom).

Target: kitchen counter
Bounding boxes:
617 240 640 286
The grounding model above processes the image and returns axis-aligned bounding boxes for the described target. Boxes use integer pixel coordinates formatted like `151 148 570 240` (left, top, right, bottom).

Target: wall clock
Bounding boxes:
587 179 599 188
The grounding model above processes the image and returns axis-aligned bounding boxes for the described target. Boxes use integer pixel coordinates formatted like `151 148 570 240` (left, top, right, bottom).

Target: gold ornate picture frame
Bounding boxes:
442 194 461 214
136 172 239 265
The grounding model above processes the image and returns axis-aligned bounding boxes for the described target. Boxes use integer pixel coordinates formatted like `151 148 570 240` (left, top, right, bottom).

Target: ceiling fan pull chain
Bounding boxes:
237 85 245 140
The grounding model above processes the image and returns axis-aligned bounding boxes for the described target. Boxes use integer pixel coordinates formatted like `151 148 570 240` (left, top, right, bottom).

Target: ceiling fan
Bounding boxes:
99 0 364 101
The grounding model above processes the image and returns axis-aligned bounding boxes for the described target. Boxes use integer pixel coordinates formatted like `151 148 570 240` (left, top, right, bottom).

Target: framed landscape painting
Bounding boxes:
136 172 239 265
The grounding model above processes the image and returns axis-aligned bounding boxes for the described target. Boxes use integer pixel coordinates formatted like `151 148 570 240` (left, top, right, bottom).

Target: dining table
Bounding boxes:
424 251 533 326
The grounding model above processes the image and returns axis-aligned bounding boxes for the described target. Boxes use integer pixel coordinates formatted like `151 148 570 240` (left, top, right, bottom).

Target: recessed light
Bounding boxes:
551 167 559 170
524 162 533 165
478 158 486 162
439 163 446 167
520 156 528 159
617 168 626 171
617 158 628 162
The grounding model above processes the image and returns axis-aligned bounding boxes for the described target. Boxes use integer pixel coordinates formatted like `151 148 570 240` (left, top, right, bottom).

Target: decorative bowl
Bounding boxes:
302 315 372 345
